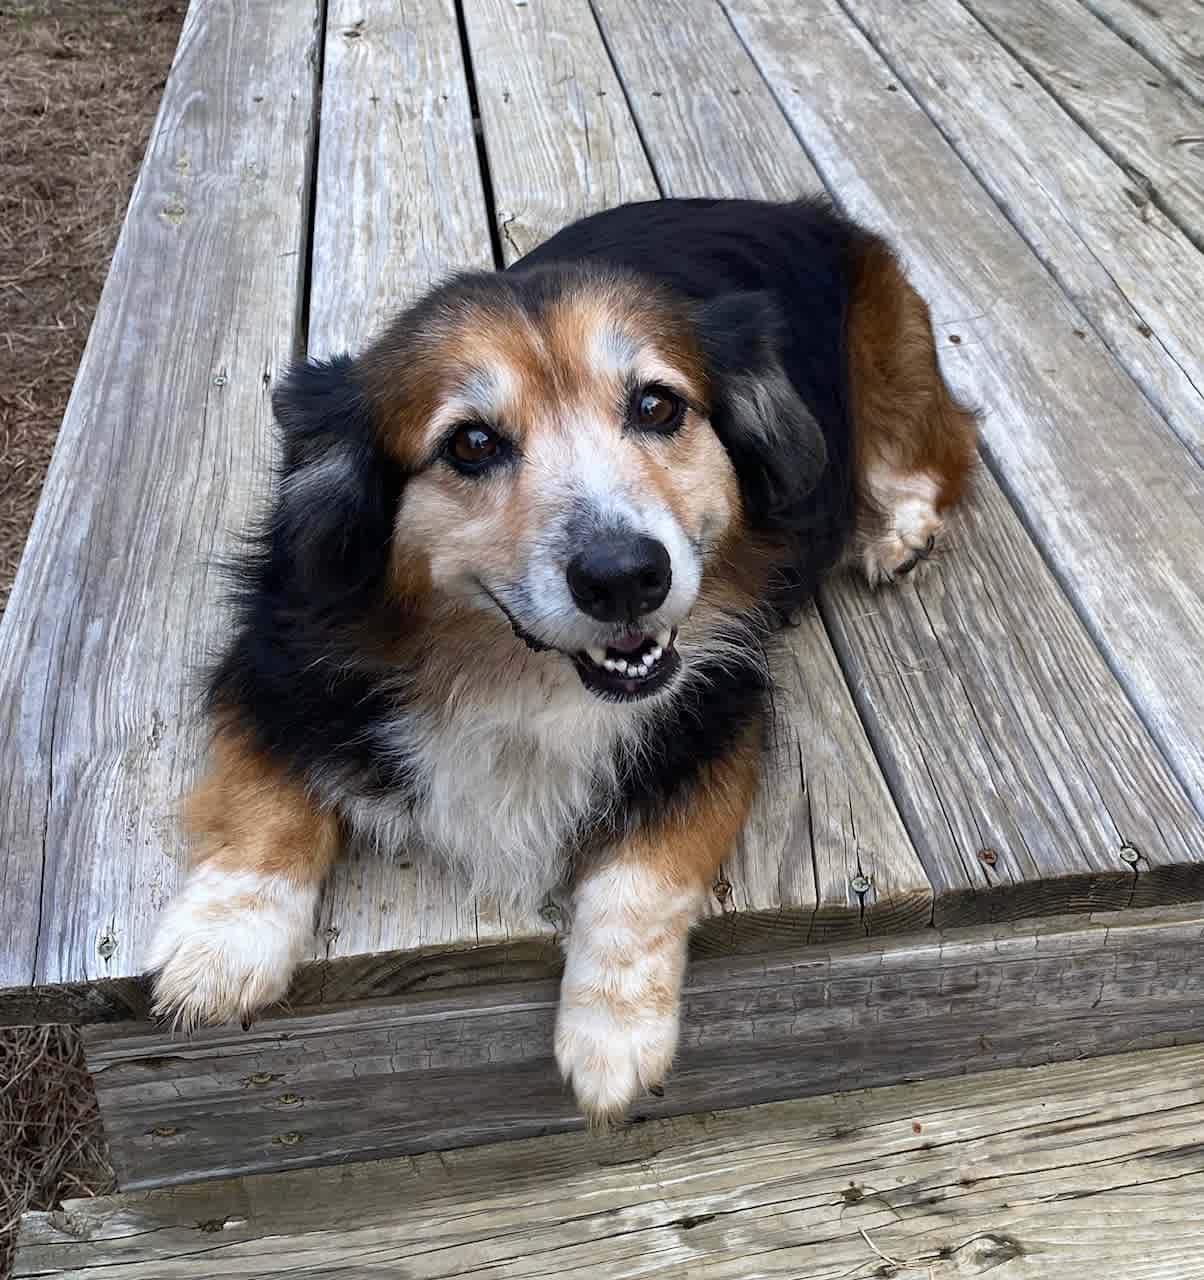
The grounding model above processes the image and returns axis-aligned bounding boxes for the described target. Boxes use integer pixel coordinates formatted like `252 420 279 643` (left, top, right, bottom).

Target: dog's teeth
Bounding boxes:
587 646 606 666
603 659 618 672
616 660 631 675
650 645 662 662
655 627 672 649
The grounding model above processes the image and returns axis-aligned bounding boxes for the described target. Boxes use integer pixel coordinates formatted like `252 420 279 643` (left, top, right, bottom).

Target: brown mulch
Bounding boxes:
0 2 184 1274
0 1029 114 1277
0 0 184 615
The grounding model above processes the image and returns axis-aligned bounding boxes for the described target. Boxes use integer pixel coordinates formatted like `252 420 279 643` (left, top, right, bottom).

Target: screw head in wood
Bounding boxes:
1119 845 1141 865
850 874 872 894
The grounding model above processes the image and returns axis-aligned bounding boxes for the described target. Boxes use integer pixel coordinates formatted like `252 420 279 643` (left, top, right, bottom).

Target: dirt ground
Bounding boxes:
0 3 184 1271
0 0 183 614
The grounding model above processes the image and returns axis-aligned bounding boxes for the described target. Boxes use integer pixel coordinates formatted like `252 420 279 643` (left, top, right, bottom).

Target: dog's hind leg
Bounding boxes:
845 235 978 587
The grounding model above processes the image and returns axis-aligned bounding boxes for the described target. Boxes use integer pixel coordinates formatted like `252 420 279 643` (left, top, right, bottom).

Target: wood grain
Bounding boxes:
726 0 1204 818
0 0 322 993
592 0 1204 925
459 0 929 948
964 0 1204 251
461 0 658 263
28 1042 1204 1276
308 0 494 355
1082 0 1204 107
843 0 1204 467
79 904 1204 1189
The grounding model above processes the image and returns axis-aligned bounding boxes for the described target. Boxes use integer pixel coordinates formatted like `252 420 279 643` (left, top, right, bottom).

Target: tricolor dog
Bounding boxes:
149 197 977 1120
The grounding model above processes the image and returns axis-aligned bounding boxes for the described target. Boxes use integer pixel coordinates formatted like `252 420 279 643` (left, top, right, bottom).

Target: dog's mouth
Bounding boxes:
571 627 681 702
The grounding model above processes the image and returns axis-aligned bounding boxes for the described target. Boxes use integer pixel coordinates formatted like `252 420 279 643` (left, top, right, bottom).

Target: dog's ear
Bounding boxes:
270 356 403 606
695 291 828 531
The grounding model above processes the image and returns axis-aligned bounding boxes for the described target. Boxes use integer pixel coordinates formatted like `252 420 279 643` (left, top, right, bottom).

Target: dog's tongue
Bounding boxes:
608 629 647 654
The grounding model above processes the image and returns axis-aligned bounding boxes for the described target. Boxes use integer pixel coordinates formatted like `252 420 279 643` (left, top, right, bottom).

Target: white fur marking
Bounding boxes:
338 671 643 908
147 865 317 1030
424 361 520 440
555 862 703 1119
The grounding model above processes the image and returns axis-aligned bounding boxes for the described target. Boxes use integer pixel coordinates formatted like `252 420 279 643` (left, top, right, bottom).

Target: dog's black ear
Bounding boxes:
695 291 828 531
269 356 403 605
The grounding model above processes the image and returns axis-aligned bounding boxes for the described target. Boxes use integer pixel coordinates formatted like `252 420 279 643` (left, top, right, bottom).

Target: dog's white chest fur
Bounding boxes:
341 670 638 906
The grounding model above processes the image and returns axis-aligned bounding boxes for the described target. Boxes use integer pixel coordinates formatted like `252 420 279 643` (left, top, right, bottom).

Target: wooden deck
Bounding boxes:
1 0 1203 1198
17 1043 1204 1277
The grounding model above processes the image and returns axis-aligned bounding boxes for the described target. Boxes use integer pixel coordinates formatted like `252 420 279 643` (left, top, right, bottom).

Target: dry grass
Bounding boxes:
0 0 185 614
0 1028 115 1277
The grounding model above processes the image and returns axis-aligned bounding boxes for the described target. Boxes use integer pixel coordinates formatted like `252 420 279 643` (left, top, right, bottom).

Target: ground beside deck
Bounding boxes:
0 0 1202 1199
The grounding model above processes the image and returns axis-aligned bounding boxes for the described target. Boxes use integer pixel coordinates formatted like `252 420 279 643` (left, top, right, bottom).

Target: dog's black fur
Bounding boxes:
210 197 862 835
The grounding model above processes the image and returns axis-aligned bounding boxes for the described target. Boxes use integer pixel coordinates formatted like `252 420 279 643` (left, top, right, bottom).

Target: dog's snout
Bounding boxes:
567 534 672 623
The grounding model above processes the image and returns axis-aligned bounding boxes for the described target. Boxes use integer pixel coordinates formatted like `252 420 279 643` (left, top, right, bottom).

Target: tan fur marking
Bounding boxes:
186 727 340 885
847 235 978 579
620 724 761 888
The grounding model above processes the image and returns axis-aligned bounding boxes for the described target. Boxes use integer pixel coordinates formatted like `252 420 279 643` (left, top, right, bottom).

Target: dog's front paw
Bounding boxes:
555 991 679 1123
146 865 317 1031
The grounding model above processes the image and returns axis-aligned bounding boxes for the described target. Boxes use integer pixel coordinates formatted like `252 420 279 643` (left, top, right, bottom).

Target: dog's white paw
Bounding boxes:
146 864 317 1031
861 466 944 587
555 991 679 1122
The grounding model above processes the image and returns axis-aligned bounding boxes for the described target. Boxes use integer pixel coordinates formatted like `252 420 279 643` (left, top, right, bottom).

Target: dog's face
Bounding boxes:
272 268 828 705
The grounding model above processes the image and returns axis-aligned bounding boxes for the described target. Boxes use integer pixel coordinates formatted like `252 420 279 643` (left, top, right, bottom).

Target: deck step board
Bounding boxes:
20 1038 1204 1276
79 905 1204 1190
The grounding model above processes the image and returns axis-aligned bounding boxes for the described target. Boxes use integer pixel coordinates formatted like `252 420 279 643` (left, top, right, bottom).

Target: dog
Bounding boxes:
148 196 977 1120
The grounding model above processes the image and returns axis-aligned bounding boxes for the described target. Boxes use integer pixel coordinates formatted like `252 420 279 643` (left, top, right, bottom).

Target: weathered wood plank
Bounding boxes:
592 0 1204 925
726 0 1204 818
842 0 1204 466
25 1038 1204 1276
964 0 1204 251
80 904 1204 1189
458 0 929 946
1082 0 1204 107
461 0 657 262
308 0 493 356
0 0 322 995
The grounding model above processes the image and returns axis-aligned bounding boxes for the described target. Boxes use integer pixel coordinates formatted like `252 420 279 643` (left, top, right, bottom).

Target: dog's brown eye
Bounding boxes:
447 424 503 471
632 386 684 434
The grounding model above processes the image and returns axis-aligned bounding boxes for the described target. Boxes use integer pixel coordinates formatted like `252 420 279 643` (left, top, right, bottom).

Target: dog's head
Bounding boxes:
270 267 827 704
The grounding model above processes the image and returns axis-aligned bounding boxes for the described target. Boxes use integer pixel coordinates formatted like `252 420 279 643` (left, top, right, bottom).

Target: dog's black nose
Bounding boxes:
567 535 672 622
